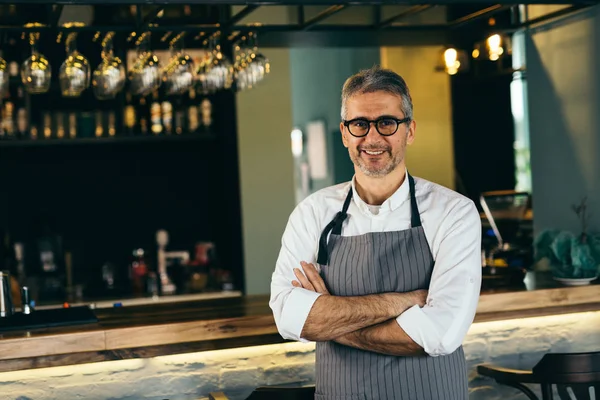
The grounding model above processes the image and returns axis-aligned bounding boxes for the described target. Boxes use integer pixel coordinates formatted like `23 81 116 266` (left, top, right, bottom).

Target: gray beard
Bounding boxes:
351 150 404 177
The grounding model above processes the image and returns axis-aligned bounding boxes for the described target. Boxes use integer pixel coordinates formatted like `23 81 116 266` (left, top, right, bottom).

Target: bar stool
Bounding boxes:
209 384 315 400
477 351 600 400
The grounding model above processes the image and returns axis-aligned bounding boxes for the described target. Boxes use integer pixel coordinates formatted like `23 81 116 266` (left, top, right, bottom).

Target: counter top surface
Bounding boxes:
0 272 598 373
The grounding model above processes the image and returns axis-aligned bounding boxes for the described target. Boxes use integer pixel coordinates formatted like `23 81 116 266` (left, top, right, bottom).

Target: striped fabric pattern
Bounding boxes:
314 227 469 400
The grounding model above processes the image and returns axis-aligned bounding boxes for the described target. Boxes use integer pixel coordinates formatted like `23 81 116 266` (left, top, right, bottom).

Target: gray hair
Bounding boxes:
340 66 413 122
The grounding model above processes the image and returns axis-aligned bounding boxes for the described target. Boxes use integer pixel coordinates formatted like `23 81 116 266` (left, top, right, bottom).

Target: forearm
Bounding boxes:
301 292 419 342
334 319 424 356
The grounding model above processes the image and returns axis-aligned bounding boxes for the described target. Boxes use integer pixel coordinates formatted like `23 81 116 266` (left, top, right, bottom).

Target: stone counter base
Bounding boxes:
0 310 598 399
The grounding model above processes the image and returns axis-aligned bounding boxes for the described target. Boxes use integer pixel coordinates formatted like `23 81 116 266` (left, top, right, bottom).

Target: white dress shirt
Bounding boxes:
269 173 482 357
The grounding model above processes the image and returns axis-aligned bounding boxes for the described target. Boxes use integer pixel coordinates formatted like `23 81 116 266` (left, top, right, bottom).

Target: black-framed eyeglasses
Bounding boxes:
343 116 411 138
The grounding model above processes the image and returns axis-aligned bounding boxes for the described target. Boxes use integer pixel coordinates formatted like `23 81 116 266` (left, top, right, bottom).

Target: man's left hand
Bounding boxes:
292 261 330 295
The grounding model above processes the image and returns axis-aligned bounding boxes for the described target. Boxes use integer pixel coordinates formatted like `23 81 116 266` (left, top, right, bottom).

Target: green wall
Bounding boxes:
526 5 600 234
236 49 295 295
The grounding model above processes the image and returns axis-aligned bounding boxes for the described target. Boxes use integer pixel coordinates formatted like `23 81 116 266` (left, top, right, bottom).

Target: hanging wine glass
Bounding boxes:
207 33 234 91
233 39 250 92
130 32 161 97
20 23 51 94
232 32 269 92
59 27 91 97
92 31 125 100
248 32 270 85
163 32 195 96
196 38 216 96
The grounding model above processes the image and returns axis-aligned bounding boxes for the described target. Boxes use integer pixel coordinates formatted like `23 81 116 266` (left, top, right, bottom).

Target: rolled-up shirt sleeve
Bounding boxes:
270 199 323 342
396 199 482 356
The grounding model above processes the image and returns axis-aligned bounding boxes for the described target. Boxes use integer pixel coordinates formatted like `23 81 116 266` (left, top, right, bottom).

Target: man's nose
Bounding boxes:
364 124 381 141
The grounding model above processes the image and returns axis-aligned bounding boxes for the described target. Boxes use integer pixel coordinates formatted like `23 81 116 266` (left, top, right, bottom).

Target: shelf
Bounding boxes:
0 132 217 147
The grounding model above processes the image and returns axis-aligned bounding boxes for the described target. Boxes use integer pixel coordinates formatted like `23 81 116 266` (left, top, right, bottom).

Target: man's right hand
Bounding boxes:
292 261 330 295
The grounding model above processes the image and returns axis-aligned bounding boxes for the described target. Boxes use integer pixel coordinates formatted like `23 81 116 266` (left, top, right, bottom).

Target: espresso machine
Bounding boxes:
480 190 533 287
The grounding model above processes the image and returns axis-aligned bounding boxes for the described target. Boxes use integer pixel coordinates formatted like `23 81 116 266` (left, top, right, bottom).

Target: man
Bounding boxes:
270 66 481 399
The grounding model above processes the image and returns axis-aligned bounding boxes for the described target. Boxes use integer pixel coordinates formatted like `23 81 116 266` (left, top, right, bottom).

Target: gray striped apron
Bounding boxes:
314 173 468 400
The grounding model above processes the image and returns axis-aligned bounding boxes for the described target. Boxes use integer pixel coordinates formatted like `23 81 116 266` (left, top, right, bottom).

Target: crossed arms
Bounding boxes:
270 197 482 358
292 261 427 356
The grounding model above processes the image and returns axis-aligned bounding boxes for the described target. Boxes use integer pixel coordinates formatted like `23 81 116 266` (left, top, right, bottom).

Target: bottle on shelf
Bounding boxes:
95 111 104 138
16 108 27 140
42 112 52 139
129 248 149 297
108 111 116 137
3 100 15 139
14 242 25 285
161 100 173 135
201 98 213 131
187 87 200 135
56 113 65 139
123 92 136 136
150 90 163 136
68 113 77 139
16 108 27 139
15 85 27 139
139 96 149 135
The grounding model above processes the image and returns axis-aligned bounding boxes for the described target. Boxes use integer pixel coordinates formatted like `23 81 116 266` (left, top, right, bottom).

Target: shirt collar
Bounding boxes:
350 168 411 214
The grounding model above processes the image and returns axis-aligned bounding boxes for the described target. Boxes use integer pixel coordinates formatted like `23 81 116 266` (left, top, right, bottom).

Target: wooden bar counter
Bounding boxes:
0 272 598 374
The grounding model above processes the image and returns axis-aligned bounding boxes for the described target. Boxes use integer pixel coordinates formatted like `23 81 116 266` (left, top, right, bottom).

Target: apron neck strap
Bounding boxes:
317 189 352 264
331 189 353 235
408 173 421 228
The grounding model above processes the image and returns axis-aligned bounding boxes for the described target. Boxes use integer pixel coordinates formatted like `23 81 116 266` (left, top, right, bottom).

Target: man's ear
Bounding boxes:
406 120 416 145
340 122 349 148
